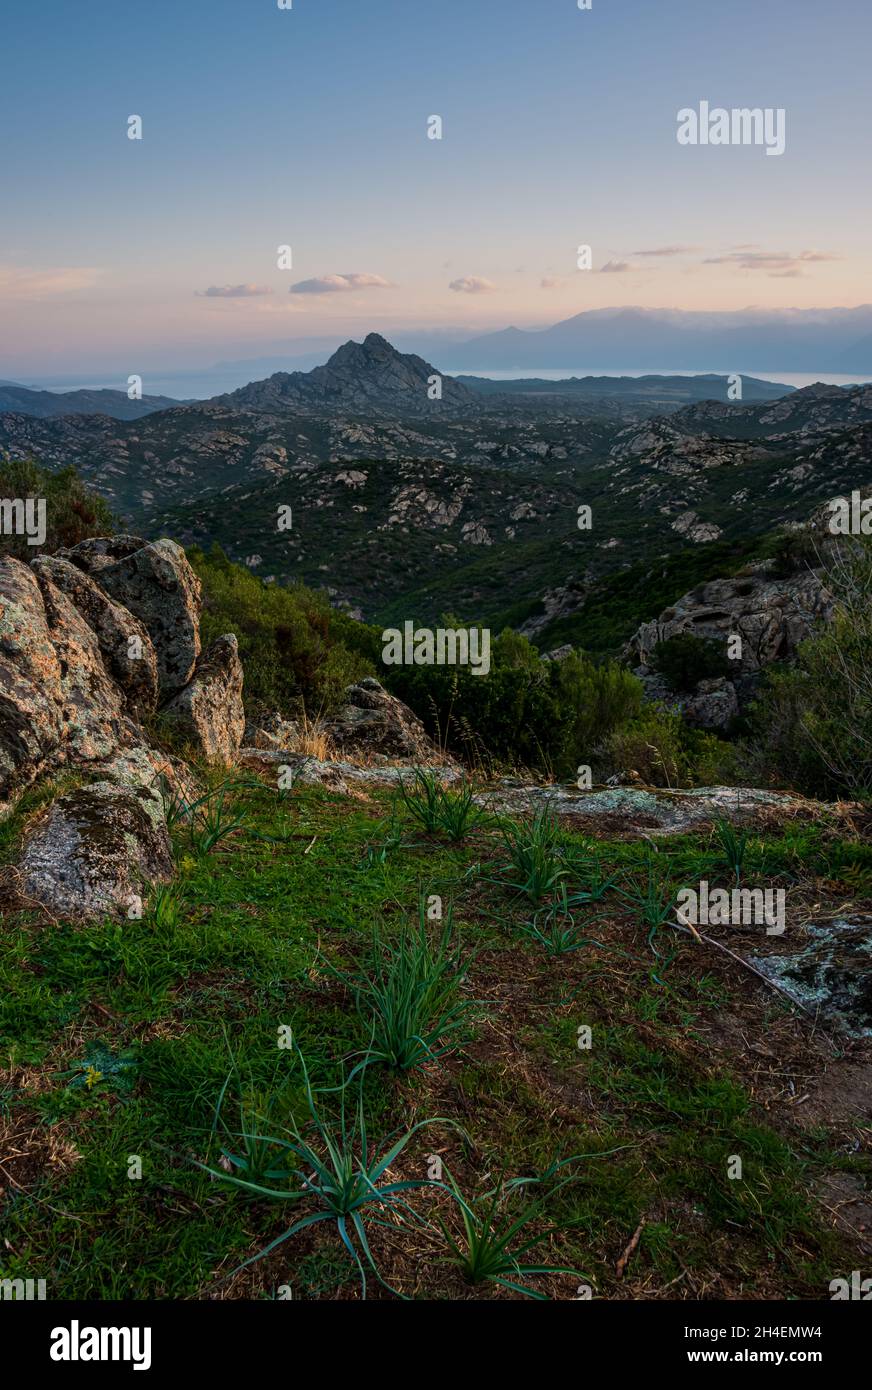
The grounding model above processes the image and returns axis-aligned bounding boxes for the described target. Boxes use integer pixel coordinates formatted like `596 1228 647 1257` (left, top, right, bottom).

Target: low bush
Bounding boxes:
190 544 380 718
742 538 872 800
649 632 731 692
0 456 114 558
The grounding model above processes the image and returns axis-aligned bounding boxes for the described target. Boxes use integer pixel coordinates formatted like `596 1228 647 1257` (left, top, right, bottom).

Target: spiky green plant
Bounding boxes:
712 817 750 886
187 784 249 856
518 885 606 956
434 781 487 842
203 1047 449 1298
616 851 680 981
144 881 185 930
396 767 444 834
436 1160 591 1299
396 769 485 842
210 1059 295 1187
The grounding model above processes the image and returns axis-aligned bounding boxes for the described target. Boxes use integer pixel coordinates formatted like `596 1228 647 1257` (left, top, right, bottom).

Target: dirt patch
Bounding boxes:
816 1172 872 1254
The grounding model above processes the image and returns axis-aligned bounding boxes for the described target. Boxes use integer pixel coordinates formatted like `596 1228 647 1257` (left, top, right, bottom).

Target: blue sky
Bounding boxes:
1 0 870 375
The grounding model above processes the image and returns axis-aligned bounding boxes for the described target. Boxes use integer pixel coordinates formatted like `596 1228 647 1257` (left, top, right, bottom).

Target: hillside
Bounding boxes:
1 532 869 1306
3 343 870 653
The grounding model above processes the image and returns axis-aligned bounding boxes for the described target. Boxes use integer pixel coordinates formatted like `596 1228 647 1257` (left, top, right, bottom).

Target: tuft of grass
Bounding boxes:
187 784 250 857
333 898 477 1075
143 881 185 930
396 768 485 843
433 781 487 843
291 710 333 762
711 817 749 886
210 1053 296 1187
518 884 606 956
493 804 569 903
616 850 680 980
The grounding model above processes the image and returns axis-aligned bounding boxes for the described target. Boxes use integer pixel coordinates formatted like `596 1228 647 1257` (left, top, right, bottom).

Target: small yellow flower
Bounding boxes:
84 1066 103 1090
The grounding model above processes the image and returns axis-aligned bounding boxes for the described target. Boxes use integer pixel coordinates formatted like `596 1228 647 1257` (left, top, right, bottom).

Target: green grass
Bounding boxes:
0 776 868 1300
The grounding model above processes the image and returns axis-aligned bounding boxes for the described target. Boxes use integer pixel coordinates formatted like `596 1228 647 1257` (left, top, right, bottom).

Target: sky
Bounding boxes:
1 0 870 378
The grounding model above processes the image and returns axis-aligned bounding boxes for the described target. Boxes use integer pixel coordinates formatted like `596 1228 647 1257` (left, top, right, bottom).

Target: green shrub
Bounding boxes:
767 528 822 579
649 632 731 692
743 539 872 799
0 456 114 559
189 544 380 718
595 703 738 788
387 630 643 778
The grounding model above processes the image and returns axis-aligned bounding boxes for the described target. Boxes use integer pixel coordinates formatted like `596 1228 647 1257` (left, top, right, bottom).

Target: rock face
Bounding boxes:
20 780 173 921
1 537 233 805
60 536 202 697
325 677 441 761
31 555 159 717
751 917 872 1038
628 568 832 674
160 634 245 761
0 559 66 799
0 557 142 799
625 566 834 732
681 677 741 732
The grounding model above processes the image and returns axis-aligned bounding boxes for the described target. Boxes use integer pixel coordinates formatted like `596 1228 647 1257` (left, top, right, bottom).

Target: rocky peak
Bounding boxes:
215 335 476 417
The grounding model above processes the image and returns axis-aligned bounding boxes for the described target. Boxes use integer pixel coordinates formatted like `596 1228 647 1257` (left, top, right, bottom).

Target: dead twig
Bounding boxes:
616 1216 647 1279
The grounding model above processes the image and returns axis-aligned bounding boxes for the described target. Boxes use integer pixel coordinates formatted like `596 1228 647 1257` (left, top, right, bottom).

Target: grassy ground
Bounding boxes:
1 771 870 1301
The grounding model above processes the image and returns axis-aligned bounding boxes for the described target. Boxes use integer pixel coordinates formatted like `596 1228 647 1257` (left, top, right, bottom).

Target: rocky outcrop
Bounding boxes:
215 333 477 418
20 779 172 922
627 568 832 674
625 565 834 732
751 916 872 1038
324 677 442 762
160 634 245 761
33 571 141 767
244 711 301 751
1 536 234 807
2 536 243 921
59 536 202 696
681 677 740 732
518 579 589 640
0 557 141 800
0 559 67 799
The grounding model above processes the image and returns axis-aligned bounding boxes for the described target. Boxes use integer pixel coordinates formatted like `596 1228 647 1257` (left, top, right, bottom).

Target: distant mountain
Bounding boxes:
0 381 185 420
460 372 791 407
214 332 476 417
438 306 872 373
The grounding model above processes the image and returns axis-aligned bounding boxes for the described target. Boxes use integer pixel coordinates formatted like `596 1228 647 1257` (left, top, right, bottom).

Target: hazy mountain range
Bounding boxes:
2 334 791 423
433 306 872 374
8 306 872 404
